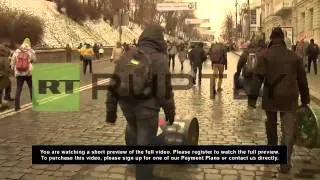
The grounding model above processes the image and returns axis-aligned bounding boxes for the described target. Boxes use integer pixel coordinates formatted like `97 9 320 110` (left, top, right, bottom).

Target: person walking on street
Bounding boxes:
252 27 310 173
178 43 187 71
189 43 207 85
307 39 319 75
210 42 227 94
99 45 104 58
65 44 72 63
77 43 83 61
11 38 36 111
110 42 123 63
167 42 177 70
81 44 94 74
93 43 100 60
0 44 12 109
106 24 175 180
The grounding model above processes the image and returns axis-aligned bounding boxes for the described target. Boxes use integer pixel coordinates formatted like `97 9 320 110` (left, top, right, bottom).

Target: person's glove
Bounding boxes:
106 111 117 124
165 111 175 125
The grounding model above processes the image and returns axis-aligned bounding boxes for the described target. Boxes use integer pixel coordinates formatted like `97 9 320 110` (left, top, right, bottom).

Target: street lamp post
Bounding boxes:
247 0 250 41
119 9 124 43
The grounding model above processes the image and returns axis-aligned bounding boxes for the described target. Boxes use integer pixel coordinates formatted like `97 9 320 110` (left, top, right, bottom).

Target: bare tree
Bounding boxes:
222 13 233 43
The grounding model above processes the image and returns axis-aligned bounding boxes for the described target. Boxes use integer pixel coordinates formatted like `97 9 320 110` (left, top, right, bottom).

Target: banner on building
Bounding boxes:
156 2 197 11
185 18 210 25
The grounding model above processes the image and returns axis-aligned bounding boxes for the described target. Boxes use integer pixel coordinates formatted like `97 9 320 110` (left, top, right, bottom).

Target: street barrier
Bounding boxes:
125 116 199 146
296 105 320 148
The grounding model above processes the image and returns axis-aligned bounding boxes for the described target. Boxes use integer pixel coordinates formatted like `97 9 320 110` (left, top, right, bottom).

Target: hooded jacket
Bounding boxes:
106 24 175 121
11 43 36 77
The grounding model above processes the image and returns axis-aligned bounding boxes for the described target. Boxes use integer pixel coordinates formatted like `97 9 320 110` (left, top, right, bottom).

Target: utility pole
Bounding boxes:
119 9 124 43
247 0 250 41
235 0 238 41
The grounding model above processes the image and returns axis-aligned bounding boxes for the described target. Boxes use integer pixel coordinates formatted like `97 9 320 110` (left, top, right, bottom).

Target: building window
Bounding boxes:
301 12 305 33
309 8 313 30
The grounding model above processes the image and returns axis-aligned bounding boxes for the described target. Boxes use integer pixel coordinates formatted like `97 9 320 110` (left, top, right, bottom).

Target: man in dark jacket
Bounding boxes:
189 43 207 85
210 42 227 93
307 39 319 75
252 27 310 173
105 24 175 180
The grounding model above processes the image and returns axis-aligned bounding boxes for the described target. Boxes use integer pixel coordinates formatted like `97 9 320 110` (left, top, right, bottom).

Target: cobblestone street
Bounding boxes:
0 53 319 180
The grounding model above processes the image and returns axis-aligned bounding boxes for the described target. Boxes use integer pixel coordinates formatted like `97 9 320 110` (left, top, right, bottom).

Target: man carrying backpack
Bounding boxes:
307 39 319 75
189 43 207 85
210 42 227 94
11 38 36 111
106 24 175 180
252 27 310 173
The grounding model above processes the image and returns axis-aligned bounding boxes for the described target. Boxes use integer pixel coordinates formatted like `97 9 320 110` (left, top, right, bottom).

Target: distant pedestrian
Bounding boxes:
178 43 187 71
93 43 100 60
99 45 104 58
307 39 319 75
210 42 227 93
65 44 72 63
11 38 36 111
78 43 84 61
189 43 207 85
82 44 94 74
110 42 123 63
132 39 137 47
167 42 177 70
252 27 310 173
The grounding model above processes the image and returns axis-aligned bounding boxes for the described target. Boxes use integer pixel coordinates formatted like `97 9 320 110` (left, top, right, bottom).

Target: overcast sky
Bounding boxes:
194 0 247 38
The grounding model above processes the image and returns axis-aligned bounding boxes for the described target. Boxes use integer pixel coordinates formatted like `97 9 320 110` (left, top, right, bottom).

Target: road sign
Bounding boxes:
156 2 197 11
185 18 210 25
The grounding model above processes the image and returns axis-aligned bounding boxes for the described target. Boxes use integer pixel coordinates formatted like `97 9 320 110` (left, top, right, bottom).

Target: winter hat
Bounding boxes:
22 38 31 47
270 27 284 40
138 24 165 43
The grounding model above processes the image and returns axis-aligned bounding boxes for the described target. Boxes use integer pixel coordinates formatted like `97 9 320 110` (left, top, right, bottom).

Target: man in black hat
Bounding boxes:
252 27 310 173
105 24 175 180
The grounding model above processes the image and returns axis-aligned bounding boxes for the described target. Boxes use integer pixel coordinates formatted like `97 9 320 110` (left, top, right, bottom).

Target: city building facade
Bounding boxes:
295 0 320 43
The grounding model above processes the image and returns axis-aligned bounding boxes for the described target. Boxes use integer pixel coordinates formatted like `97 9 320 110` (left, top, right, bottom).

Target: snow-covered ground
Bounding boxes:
0 0 143 48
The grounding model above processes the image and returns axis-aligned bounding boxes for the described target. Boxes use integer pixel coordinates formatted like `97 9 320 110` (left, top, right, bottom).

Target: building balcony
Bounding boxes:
273 0 293 16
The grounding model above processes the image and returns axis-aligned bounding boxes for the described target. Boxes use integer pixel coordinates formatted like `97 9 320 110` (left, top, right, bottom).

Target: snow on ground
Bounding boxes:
0 0 143 48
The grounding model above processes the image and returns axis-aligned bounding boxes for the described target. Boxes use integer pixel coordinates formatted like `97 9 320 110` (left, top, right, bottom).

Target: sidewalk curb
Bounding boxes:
231 51 320 106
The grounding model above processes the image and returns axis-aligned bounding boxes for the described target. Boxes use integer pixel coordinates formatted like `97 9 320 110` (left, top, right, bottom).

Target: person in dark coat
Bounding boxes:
210 42 227 93
189 42 207 85
105 24 176 180
307 39 319 75
65 44 72 63
252 27 310 173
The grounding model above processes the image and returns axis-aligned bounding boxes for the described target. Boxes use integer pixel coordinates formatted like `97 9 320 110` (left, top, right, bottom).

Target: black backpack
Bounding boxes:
242 52 257 77
111 48 153 101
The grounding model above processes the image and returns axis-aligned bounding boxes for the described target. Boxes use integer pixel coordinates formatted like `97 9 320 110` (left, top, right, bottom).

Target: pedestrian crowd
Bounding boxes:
105 25 319 180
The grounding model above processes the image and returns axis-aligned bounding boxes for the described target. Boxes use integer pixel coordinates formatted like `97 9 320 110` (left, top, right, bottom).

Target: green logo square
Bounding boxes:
32 64 80 112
